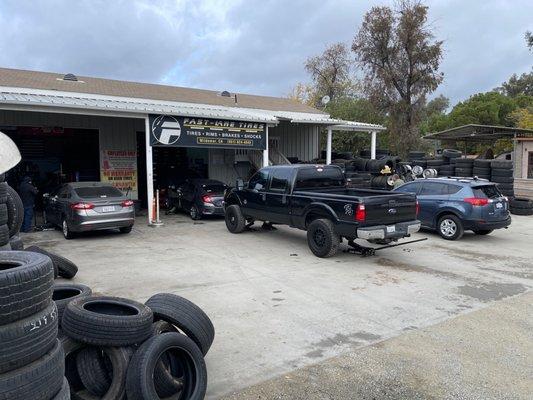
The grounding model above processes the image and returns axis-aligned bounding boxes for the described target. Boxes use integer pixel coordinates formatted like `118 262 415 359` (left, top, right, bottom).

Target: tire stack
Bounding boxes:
509 198 533 216
472 159 492 180
0 180 9 251
0 251 69 400
490 160 514 197
426 158 444 174
58 290 214 399
0 177 26 251
408 151 427 169
454 158 474 177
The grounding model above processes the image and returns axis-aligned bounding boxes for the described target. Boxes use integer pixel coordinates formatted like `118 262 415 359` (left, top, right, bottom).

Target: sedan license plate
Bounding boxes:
386 225 396 233
101 206 115 213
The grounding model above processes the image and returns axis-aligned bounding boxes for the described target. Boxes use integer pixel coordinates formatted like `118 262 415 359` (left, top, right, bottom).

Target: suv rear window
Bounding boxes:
74 186 123 198
295 167 344 189
473 185 501 199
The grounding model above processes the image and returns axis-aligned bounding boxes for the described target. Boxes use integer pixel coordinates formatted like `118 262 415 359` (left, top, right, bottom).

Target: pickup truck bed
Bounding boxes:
224 164 420 257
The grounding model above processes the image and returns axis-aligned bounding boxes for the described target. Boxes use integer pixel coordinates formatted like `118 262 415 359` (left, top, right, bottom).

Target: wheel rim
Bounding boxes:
228 211 236 228
313 228 326 247
62 220 68 237
190 207 197 219
440 219 457 237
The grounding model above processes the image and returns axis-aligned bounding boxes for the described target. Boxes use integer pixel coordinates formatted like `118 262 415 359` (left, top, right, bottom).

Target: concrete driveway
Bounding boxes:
22 213 532 399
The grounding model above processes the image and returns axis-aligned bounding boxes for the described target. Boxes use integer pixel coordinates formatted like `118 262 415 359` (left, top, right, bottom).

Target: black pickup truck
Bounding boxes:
224 165 421 257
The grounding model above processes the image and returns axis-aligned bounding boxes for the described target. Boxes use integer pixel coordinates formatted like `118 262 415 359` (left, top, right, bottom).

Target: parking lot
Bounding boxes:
22 214 533 399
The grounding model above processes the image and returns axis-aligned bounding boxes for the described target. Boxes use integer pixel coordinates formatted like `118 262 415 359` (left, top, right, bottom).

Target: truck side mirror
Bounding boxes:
236 179 244 190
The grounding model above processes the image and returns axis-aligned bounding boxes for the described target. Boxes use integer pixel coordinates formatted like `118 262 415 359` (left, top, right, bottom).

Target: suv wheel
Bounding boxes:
307 219 340 258
437 214 464 240
62 219 75 240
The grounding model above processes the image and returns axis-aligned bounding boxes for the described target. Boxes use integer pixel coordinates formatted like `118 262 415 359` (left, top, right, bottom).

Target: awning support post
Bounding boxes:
371 131 377 160
145 116 154 225
326 127 332 165
263 124 269 167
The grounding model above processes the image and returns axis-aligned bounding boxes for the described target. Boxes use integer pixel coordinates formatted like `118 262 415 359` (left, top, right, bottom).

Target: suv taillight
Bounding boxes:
355 204 366 222
121 200 134 207
464 197 489 206
71 202 94 210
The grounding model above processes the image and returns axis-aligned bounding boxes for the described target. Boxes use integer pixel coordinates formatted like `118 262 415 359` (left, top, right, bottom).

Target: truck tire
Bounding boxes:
225 204 246 233
0 301 58 374
6 185 24 237
437 214 464 240
126 332 207 400
307 218 340 258
0 251 54 324
25 245 78 279
145 293 215 356
0 339 64 400
53 283 92 323
62 296 153 346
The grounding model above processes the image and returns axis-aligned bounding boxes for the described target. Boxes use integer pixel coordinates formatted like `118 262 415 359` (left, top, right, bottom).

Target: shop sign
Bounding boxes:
100 150 138 194
149 115 266 150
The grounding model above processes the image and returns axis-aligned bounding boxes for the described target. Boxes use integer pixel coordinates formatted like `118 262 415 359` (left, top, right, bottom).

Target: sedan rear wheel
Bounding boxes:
62 219 74 240
189 205 201 220
437 214 464 240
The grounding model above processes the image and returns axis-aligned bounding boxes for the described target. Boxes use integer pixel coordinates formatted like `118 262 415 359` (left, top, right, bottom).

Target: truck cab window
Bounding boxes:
248 169 269 191
269 169 292 192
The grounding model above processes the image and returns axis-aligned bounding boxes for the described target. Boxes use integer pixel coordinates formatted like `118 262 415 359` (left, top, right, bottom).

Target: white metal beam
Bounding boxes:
326 127 332 165
263 124 269 167
371 131 377 160
145 116 154 224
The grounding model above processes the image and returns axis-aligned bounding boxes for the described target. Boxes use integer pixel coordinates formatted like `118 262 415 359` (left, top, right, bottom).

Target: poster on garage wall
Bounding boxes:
100 150 138 196
149 114 266 150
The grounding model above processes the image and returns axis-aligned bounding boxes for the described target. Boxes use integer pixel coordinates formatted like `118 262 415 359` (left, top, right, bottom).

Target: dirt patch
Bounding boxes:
457 282 528 302
376 257 462 281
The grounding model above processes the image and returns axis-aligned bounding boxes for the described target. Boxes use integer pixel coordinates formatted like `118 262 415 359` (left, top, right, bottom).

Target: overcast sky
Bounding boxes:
0 0 531 106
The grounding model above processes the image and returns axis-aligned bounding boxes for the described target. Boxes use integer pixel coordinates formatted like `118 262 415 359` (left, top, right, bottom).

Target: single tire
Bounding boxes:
126 332 207 400
0 203 8 225
190 205 201 220
509 197 533 209
473 167 491 175
437 214 464 240
454 168 473 177
146 293 215 356
491 168 513 177
8 234 23 250
491 160 513 169
442 149 462 159
52 378 71 400
72 346 133 400
119 226 132 234
408 151 426 159
225 204 246 233
473 159 492 168
0 301 58 374
510 207 533 216
62 219 75 240
455 159 474 167
307 218 340 258
76 347 112 396
0 339 64 400
473 229 493 235
5 185 24 237
0 250 54 324
491 176 514 184
53 283 92 323
25 245 78 279
62 296 153 346
0 224 9 246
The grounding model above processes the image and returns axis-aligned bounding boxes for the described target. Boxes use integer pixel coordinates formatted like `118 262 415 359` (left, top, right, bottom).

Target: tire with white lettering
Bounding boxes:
0 251 54 324
25 245 77 279
6 185 24 237
146 293 215 356
0 301 58 374
307 218 340 258
0 339 64 400
53 283 92 324
62 296 153 346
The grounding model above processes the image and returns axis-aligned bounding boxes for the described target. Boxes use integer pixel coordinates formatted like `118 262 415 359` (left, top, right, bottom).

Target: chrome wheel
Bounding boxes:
62 220 68 237
439 218 457 238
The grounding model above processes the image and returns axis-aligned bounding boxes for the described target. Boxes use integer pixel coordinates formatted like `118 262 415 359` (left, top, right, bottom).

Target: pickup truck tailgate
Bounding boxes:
363 193 417 225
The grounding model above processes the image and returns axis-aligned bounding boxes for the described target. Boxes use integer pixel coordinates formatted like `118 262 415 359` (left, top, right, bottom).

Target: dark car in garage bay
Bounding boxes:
394 177 511 240
44 182 134 239
175 179 227 220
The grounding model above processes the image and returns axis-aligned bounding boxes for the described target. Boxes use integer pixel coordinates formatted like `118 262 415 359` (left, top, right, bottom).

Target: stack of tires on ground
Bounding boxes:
0 176 24 251
0 251 70 399
56 286 213 399
490 160 514 198
509 197 533 216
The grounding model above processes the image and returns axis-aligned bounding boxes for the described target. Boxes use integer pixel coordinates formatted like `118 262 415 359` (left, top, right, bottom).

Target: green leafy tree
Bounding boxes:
498 71 533 97
352 0 444 157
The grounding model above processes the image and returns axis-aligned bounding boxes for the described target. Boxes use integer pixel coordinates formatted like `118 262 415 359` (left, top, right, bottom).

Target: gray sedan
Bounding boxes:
44 182 135 239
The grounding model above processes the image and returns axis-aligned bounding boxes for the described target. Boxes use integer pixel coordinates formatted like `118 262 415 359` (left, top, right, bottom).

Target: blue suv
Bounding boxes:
394 178 511 240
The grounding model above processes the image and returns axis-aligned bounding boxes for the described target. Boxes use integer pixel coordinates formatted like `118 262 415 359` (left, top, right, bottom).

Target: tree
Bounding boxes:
352 0 443 157
526 31 533 51
304 42 355 106
498 71 533 97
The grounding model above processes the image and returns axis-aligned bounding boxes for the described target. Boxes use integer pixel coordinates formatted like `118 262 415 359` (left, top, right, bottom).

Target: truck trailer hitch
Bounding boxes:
345 238 428 257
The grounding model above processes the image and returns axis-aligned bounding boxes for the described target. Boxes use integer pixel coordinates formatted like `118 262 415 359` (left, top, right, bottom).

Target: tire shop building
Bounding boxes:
0 67 384 223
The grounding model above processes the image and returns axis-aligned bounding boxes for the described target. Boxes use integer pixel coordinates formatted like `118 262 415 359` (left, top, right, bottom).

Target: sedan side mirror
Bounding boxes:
236 179 244 190
43 193 50 198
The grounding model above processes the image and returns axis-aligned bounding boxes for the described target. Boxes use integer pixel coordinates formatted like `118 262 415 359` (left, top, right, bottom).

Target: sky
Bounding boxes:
0 0 531 106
